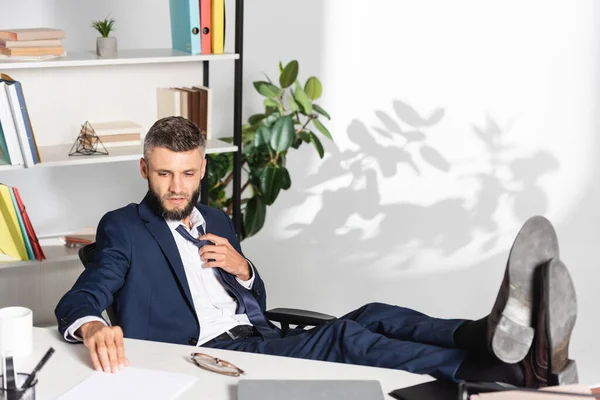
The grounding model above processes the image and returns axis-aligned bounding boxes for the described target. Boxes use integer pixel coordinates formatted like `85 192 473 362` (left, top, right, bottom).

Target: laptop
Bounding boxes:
237 379 385 400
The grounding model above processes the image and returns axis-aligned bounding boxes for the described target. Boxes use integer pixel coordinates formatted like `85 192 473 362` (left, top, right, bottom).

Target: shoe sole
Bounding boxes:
546 259 578 385
489 216 559 363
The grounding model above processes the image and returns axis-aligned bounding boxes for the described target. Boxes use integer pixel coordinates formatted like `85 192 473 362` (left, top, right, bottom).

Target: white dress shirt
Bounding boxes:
65 207 255 346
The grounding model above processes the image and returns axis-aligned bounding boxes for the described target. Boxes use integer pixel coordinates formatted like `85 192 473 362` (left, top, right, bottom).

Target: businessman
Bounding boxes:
55 116 578 388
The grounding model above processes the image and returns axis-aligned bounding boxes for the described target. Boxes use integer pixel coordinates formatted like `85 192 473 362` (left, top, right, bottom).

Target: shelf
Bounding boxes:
0 139 237 170
0 48 239 70
0 244 80 271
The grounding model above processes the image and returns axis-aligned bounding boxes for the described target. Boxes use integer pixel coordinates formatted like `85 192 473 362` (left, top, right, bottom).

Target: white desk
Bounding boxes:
16 327 433 399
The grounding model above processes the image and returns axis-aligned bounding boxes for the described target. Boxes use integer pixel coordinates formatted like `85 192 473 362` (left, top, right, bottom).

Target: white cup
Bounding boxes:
0 307 33 358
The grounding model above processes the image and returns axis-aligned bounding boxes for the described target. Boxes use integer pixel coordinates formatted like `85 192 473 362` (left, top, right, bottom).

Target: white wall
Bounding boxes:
1 0 598 384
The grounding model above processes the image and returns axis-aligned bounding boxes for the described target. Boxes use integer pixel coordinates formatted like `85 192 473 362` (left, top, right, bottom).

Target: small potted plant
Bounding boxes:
92 16 117 57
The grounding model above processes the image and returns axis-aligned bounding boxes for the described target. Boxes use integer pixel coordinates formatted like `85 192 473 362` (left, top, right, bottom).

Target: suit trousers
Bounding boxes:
204 302 469 381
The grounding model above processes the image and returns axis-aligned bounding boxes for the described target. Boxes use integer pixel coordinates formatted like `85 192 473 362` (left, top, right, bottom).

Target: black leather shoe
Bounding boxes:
521 258 578 388
487 216 559 363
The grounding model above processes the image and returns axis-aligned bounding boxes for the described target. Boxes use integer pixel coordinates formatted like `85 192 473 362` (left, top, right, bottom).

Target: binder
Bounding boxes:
5 80 40 164
0 81 24 166
8 186 34 260
169 0 202 54
211 0 225 54
12 187 45 261
200 0 212 54
0 184 28 261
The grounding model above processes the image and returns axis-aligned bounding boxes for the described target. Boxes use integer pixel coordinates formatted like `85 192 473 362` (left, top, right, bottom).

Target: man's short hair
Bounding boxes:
143 116 206 160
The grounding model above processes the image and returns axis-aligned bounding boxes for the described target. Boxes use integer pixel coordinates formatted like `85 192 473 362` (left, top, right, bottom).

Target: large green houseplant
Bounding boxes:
207 60 333 239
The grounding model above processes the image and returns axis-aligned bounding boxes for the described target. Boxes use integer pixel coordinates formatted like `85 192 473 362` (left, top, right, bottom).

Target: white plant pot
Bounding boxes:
96 37 117 57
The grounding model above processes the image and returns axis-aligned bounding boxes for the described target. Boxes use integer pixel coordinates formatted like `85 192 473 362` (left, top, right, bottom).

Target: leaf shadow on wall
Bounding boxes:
275 100 560 271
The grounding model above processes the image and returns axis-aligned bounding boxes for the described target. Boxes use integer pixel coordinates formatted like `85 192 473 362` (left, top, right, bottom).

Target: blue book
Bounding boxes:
8 185 34 261
7 80 39 164
0 79 39 165
169 0 202 54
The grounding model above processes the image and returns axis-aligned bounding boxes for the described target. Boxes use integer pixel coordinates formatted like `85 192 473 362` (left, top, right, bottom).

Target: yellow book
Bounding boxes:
0 184 28 261
211 0 225 54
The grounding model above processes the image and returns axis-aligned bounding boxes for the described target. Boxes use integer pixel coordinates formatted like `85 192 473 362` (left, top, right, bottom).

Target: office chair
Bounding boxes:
78 242 336 333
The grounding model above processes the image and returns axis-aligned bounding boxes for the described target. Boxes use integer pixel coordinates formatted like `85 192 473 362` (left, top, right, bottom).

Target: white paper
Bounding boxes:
56 367 197 400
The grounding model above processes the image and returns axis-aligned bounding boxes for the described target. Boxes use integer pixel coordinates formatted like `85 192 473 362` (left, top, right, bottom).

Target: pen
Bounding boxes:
17 347 55 397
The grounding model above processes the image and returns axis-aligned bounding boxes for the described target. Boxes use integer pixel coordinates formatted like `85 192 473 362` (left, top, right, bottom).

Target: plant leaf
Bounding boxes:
312 119 332 141
281 167 291 190
308 131 324 158
254 126 272 149
262 111 281 127
260 164 284 205
313 104 330 120
304 77 323 100
293 86 312 114
298 131 312 143
279 60 299 88
253 81 282 98
248 114 265 126
270 115 295 152
288 94 300 112
244 195 267 238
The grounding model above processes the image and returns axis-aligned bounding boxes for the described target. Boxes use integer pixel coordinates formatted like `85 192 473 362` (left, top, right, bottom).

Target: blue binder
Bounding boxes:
169 0 202 54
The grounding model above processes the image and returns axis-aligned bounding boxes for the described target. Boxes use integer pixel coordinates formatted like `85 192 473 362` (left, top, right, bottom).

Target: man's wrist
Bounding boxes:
236 261 252 281
78 321 104 340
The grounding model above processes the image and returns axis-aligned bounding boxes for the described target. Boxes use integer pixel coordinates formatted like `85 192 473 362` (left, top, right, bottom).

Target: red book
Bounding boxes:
12 187 45 261
200 0 212 54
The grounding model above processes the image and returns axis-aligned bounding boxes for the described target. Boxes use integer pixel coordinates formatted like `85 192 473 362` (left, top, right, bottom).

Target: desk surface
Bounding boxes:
20 327 432 400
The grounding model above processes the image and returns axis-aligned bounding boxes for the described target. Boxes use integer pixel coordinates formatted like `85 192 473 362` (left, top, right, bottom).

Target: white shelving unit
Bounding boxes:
0 48 241 268
0 49 238 70
0 139 237 171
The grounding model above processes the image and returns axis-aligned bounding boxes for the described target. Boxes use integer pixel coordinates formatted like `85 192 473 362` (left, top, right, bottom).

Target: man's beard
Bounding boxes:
147 180 201 221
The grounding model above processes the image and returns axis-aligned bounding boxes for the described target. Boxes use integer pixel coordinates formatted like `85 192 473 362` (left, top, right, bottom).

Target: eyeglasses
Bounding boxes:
190 352 245 377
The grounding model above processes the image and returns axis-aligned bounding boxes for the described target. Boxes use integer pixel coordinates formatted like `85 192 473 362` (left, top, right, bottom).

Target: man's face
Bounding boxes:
140 147 206 221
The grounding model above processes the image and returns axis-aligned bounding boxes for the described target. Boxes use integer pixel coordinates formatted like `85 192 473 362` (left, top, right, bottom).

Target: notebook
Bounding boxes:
237 379 385 400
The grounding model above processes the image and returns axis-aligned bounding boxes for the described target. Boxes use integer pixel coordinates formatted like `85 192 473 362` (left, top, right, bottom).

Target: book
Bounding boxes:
1 74 41 163
0 81 24 166
8 186 34 260
88 121 142 136
2 80 38 166
192 85 212 139
1 46 65 56
0 184 28 261
0 28 65 41
12 187 45 261
97 133 140 143
169 0 201 54
157 88 183 119
211 0 225 54
0 39 62 48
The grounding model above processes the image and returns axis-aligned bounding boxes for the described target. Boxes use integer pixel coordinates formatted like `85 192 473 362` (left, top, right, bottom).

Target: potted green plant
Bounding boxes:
92 16 117 57
207 60 333 240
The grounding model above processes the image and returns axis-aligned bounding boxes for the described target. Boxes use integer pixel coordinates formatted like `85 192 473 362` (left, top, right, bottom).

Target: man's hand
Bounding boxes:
198 233 251 280
78 321 129 373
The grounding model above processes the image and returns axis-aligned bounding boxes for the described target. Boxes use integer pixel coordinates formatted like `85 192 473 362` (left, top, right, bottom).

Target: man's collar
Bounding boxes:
165 206 206 233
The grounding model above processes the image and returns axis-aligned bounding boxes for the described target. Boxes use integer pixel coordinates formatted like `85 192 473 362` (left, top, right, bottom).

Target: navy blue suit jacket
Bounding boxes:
54 194 267 345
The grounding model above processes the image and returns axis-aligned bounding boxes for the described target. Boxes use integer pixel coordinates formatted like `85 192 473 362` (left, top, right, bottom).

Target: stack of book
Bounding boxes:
87 121 143 148
63 228 96 248
0 183 45 262
157 86 212 139
0 73 41 168
0 28 66 57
